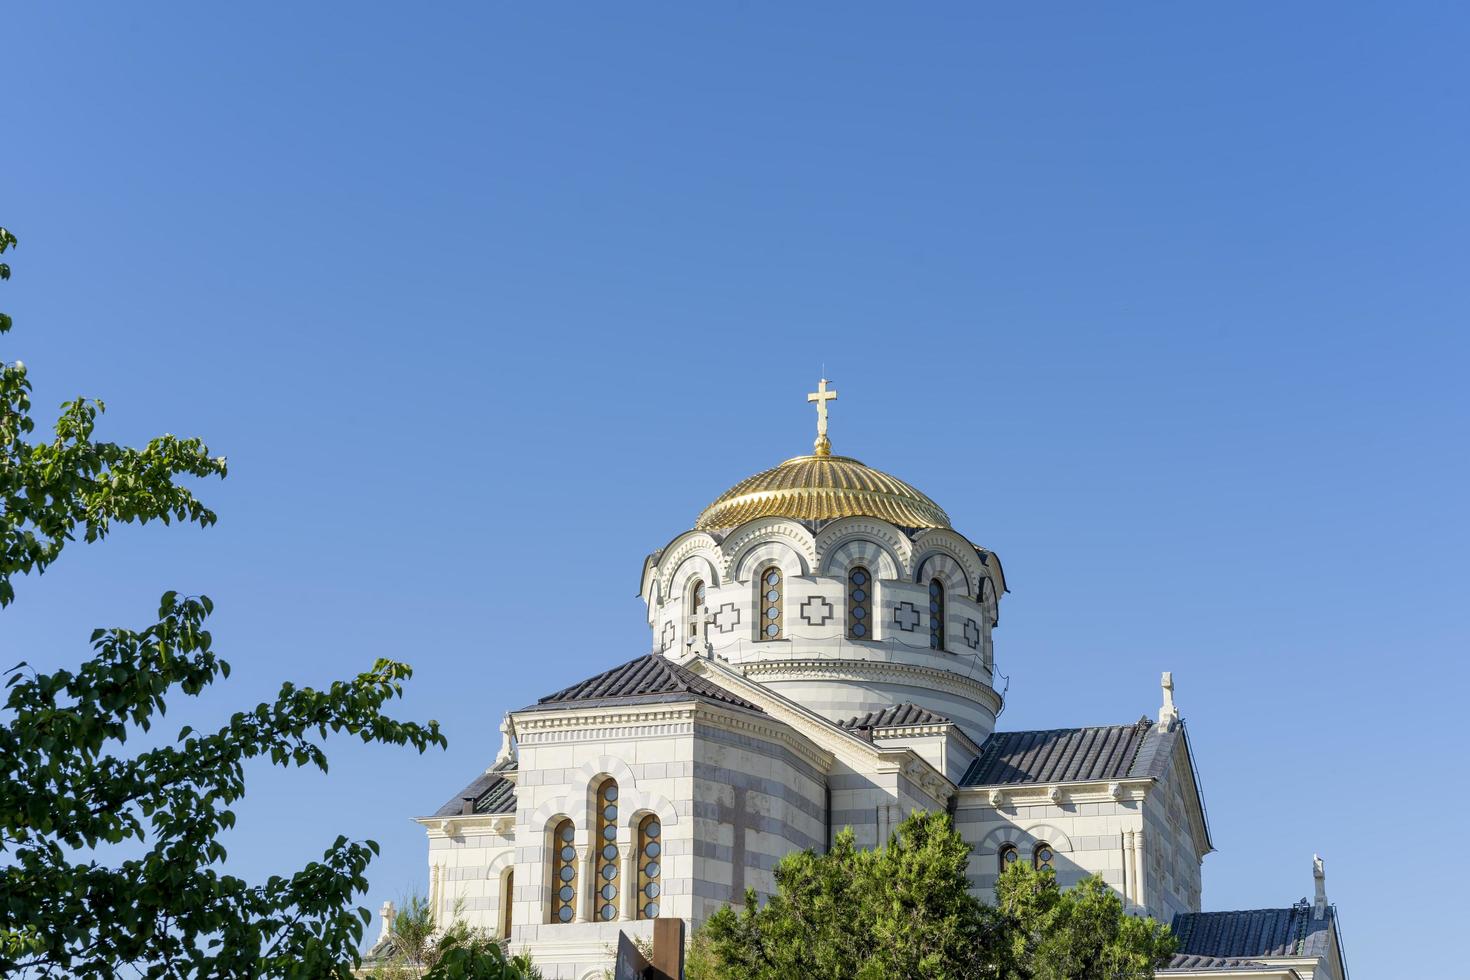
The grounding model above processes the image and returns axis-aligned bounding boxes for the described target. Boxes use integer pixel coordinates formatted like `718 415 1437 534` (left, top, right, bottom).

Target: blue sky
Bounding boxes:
5 3 1467 974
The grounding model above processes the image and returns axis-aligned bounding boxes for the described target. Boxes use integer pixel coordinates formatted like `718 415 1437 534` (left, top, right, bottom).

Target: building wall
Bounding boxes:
954 796 1143 903
499 705 696 980
1142 740 1205 922
689 719 827 922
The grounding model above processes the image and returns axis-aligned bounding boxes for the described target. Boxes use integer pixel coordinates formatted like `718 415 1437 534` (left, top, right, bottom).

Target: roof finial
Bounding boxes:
807 378 838 456
493 713 515 768
1158 671 1179 732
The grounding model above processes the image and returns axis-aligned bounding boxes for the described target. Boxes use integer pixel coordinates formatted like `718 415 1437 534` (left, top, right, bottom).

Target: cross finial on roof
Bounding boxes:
807 378 838 456
377 900 396 945
494 713 514 767
1159 671 1179 732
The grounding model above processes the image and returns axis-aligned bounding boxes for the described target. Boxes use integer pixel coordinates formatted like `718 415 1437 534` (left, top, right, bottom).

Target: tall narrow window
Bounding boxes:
847 566 871 639
758 567 783 641
1033 841 1055 871
550 819 577 923
928 579 945 650
998 844 1019 874
687 579 706 639
595 781 620 921
500 869 514 938
636 814 663 919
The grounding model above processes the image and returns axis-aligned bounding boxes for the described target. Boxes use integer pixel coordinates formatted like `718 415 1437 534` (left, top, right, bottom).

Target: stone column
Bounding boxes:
1122 831 1135 906
622 833 638 921
1133 829 1147 914
577 843 592 923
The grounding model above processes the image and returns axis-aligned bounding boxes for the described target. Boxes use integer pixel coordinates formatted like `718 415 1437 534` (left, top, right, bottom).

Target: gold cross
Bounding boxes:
807 378 837 456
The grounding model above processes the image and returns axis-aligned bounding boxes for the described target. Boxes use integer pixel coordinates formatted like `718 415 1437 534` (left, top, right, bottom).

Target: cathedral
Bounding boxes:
393 382 1351 980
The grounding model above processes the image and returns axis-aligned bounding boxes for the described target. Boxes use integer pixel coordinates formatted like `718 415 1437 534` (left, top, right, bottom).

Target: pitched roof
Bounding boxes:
523 653 764 714
1171 903 1336 961
960 717 1157 786
1162 954 1276 972
837 703 951 731
430 758 518 818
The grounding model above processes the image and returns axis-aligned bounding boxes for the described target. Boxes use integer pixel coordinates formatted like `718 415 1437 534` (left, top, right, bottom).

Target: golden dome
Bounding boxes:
695 454 951 531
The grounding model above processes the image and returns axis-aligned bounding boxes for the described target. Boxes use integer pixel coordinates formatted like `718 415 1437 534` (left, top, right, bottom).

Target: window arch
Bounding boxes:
594 780 620 921
928 579 945 650
636 814 663 919
1033 841 1055 871
500 868 514 938
549 819 577 923
758 567 783 641
847 566 871 640
998 844 1019 873
687 579 706 640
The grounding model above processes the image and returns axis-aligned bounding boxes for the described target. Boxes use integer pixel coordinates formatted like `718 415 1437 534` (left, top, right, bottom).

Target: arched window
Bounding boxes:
847 566 871 639
758 567 783 641
687 578 706 639
636 814 663 919
1033 841 1055 871
594 781 620 921
998 844 1019 873
549 819 577 923
929 579 945 650
500 868 514 938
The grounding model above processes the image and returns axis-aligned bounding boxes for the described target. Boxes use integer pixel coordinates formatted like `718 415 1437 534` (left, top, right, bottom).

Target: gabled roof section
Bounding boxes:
1171 903 1337 961
960 717 1153 786
523 653 764 714
430 757 517 818
1162 954 1277 972
837 702 951 731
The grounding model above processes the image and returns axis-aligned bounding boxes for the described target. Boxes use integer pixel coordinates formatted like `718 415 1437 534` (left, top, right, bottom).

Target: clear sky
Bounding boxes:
5 4 1467 975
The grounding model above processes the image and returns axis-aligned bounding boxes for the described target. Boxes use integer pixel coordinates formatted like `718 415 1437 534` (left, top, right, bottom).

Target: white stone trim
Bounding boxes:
910 529 986 596
976 822 1075 853
654 531 724 600
814 518 910 579
738 658 1003 714
722 519 817 579
915 551 971 599
954 777 1153 807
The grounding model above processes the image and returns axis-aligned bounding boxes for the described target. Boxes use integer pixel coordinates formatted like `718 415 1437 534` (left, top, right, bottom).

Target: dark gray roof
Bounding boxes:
837 703 951 731
1162 954 1276 972
960 717 1159 786
524 653 764 713
430 758 518 819
1171 903 1336 961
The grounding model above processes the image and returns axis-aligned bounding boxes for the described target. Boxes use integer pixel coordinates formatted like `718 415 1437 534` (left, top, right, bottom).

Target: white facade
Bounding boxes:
396 434 1349 980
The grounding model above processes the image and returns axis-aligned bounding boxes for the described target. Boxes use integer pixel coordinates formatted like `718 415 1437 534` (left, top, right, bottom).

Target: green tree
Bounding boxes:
995 863 1175 980
691 811 1176 980
367 896 542 980
0 228 450 977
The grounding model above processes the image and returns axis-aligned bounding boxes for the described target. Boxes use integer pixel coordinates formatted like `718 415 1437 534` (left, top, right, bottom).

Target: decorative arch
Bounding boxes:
815 518 910 578
671 555 721 597
721 519 817 579
485 849 515 877
911 528 986 598
572 757 679 835
915 552 971 598
730 539 810 585
655 532 724 605
976 823 1075 854
527 797 582 835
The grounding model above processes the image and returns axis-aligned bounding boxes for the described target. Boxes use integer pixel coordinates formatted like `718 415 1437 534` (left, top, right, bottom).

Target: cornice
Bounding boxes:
738 658 1003 712
415 812 516 839
509 701 832 774
953 776 1156 809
